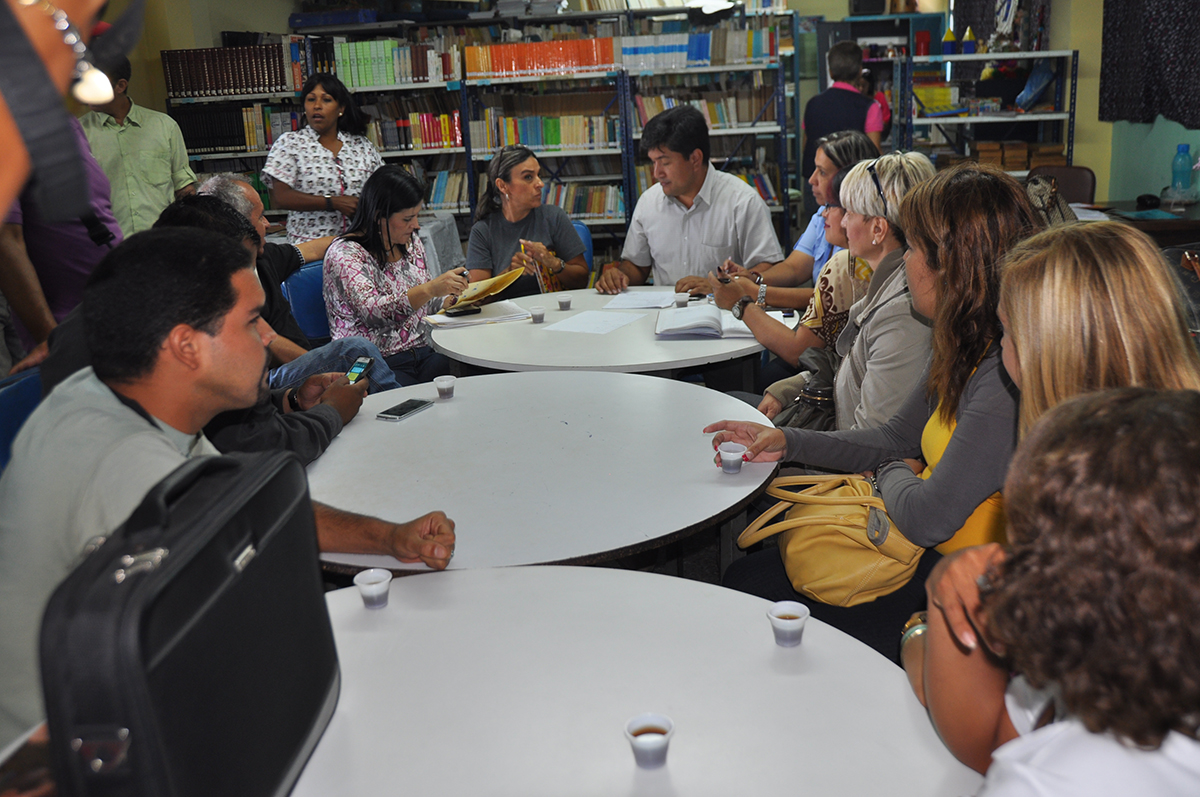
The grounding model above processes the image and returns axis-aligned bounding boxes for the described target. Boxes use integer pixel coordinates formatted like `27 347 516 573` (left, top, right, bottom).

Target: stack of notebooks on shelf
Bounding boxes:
1028 143 1068 168
1001 141 1029 171
973 141 1004 168
464 39 617 79
361 95 463 151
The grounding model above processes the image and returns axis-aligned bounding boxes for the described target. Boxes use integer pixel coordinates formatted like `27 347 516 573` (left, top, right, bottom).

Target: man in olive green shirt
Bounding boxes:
79 56 196 236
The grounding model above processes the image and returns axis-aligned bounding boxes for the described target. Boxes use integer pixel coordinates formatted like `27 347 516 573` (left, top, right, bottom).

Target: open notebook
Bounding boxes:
654 305 754 338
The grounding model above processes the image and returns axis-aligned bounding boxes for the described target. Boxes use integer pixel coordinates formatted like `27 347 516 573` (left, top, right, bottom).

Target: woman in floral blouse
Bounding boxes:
323 166 469 385
263 73 383 243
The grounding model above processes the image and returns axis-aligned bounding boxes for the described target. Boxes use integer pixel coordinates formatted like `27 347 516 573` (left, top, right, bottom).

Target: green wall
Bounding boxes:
1109 117 1200 201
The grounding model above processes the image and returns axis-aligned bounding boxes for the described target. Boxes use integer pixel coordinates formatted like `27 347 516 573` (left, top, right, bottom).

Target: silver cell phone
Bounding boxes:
345 356 374 384
376 398 433 422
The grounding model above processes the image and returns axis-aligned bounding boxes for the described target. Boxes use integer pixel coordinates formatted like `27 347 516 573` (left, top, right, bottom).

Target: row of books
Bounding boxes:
632 86 776 132
423 170 471 212
172 103 301 155
334 40 463 88
541 183 626 220
361 95 464 151
618 30 778 72
469 109 622 153
162 45 290 99
464 39 617 79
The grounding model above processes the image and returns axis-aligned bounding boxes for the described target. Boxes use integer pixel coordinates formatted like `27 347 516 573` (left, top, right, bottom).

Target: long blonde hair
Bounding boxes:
999 221 1200 435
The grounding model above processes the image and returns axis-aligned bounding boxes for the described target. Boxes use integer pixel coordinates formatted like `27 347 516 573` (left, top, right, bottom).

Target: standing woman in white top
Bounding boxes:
263 73 384 243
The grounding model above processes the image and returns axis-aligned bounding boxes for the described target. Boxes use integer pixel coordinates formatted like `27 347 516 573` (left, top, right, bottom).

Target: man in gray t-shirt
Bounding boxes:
0 228 458 749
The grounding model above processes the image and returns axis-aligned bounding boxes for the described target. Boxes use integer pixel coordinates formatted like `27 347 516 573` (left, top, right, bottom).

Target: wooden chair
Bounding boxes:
1028 165 1096 205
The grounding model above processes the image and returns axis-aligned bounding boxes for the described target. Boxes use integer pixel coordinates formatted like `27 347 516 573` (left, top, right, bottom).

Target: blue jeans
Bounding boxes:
268 336 403 394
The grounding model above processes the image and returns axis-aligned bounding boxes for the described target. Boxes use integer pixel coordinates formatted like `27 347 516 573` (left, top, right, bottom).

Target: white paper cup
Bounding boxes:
434 375 456 399
767 601 810 647
530 306 546 323
624 713 674 769
557 294 572 311
353 568 393 609
718 442 748 474
674 292 690 307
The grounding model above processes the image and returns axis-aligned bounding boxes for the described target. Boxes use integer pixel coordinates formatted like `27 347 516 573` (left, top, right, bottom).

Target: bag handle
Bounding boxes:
737 474 883 549
123 456 241 537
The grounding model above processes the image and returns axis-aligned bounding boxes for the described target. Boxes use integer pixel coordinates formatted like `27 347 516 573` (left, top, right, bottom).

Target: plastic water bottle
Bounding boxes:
1172 144 1192 192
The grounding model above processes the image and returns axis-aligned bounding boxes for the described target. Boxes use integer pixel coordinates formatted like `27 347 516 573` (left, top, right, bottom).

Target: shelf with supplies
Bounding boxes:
893 49 1079 168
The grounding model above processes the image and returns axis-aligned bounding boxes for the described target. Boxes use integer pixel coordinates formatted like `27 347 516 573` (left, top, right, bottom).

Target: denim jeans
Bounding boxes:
268 336 403 394
383 345 452 386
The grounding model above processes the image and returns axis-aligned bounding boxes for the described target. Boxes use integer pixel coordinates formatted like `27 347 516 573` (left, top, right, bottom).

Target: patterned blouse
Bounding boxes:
800 249 874 349
262 126 383 244
323 234 436 356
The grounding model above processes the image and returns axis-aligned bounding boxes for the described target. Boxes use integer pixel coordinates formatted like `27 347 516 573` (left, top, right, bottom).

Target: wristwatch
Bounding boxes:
287 389 302 412
757 282 768 306
732 295 754 320
752 271 764 285
323 194 333 211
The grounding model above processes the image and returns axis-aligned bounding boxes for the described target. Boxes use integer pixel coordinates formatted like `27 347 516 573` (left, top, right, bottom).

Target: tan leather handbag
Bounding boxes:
736 475 924 607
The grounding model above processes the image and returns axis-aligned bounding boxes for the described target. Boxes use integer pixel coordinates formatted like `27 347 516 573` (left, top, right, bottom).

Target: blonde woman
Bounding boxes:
904 221 1200 778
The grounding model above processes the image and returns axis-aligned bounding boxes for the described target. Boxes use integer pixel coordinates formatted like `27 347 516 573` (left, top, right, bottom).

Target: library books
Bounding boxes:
162 45 294 98
173 102 302 154
464 39 617 79
333 39 463 89
470 109 621 153
632 84 776 134
542 182 625 220
362 94 463 152
615 29 777 72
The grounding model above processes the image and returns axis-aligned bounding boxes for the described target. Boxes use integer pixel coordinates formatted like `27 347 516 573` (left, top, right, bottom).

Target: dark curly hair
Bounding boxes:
984 388 1200 748
899 163 1041 422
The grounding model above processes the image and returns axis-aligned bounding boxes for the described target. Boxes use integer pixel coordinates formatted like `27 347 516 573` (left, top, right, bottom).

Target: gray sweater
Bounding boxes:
781 347 1019 547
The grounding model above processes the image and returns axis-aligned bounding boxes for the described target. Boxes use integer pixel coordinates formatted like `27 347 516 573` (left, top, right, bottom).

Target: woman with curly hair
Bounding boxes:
903 222 1200 781
914 389 1200 792
707 163 1042 661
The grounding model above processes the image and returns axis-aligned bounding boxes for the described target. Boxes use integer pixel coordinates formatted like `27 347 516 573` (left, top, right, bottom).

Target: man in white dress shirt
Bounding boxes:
596 106 784 295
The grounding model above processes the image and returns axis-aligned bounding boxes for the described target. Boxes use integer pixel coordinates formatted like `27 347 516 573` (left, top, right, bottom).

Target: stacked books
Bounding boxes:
333 39 463 88
162 45 292 98
173 102 302 154
362 94 464 151
632 87 776 131
541 183 625 220
615 29 777 71
973 141 1004 168
1029 142 1068 168
470 110 621 153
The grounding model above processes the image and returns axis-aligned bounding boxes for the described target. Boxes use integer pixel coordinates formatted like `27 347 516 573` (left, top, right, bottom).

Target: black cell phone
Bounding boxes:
376 398 433 422
445 305 482 317
345 356 374 384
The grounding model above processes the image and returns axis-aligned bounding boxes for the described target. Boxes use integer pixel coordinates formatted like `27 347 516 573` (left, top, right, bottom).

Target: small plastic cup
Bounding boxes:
353 568 393 609
557 294 572 311
674 292 690 307
718 442 747 474
434 375 456 399
624 713 674 769
767 601 810 647
530 306 546 323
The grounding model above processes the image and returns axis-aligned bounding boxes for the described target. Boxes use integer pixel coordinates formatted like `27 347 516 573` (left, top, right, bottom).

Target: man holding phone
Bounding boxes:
0 227 457 748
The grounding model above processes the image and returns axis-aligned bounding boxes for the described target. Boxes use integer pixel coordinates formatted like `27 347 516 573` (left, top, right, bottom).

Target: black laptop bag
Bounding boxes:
39 451 339 797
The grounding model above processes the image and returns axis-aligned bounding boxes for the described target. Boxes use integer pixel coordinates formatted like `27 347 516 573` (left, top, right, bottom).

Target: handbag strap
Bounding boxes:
737 474 884 549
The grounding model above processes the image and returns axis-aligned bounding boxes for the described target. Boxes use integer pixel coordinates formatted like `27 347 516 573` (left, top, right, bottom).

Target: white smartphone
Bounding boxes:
376 398 433 422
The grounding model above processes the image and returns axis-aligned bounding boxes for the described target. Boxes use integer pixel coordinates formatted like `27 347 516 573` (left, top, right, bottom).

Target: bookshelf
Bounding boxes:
163 6 794 248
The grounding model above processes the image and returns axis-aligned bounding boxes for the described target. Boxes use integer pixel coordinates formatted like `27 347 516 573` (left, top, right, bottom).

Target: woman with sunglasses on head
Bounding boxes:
707 164 1042 661
323 166 467 386
903 223 1200 787
719 130 879 310
466 145 589 298
714 151 935 414
263 73 383 244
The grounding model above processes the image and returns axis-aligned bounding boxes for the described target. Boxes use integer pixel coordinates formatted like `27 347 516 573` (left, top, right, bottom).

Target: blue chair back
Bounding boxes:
281 261 331 343
0 370 42 472
571 220 594 272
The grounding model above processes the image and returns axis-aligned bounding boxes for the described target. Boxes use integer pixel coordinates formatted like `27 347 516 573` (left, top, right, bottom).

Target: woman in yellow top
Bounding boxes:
705 164 1042 661
903 222 1200 777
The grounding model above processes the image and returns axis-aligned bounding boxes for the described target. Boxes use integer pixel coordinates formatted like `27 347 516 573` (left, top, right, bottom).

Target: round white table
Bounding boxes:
428 287 769 374
308 370 776 572
290 567 983 797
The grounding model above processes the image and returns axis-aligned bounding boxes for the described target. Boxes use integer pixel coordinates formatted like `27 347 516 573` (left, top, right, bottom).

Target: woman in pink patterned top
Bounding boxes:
323 166 469 386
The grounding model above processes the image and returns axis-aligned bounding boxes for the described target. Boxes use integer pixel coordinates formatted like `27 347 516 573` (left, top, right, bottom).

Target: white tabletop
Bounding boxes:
308 370 775 572
291 567 983 797
429 287 769 373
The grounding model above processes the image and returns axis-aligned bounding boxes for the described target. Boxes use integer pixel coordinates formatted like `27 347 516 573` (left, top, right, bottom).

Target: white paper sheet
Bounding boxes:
603 291 676 309
425 300 531 328
1069 204 1110 221
543 311 645 334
